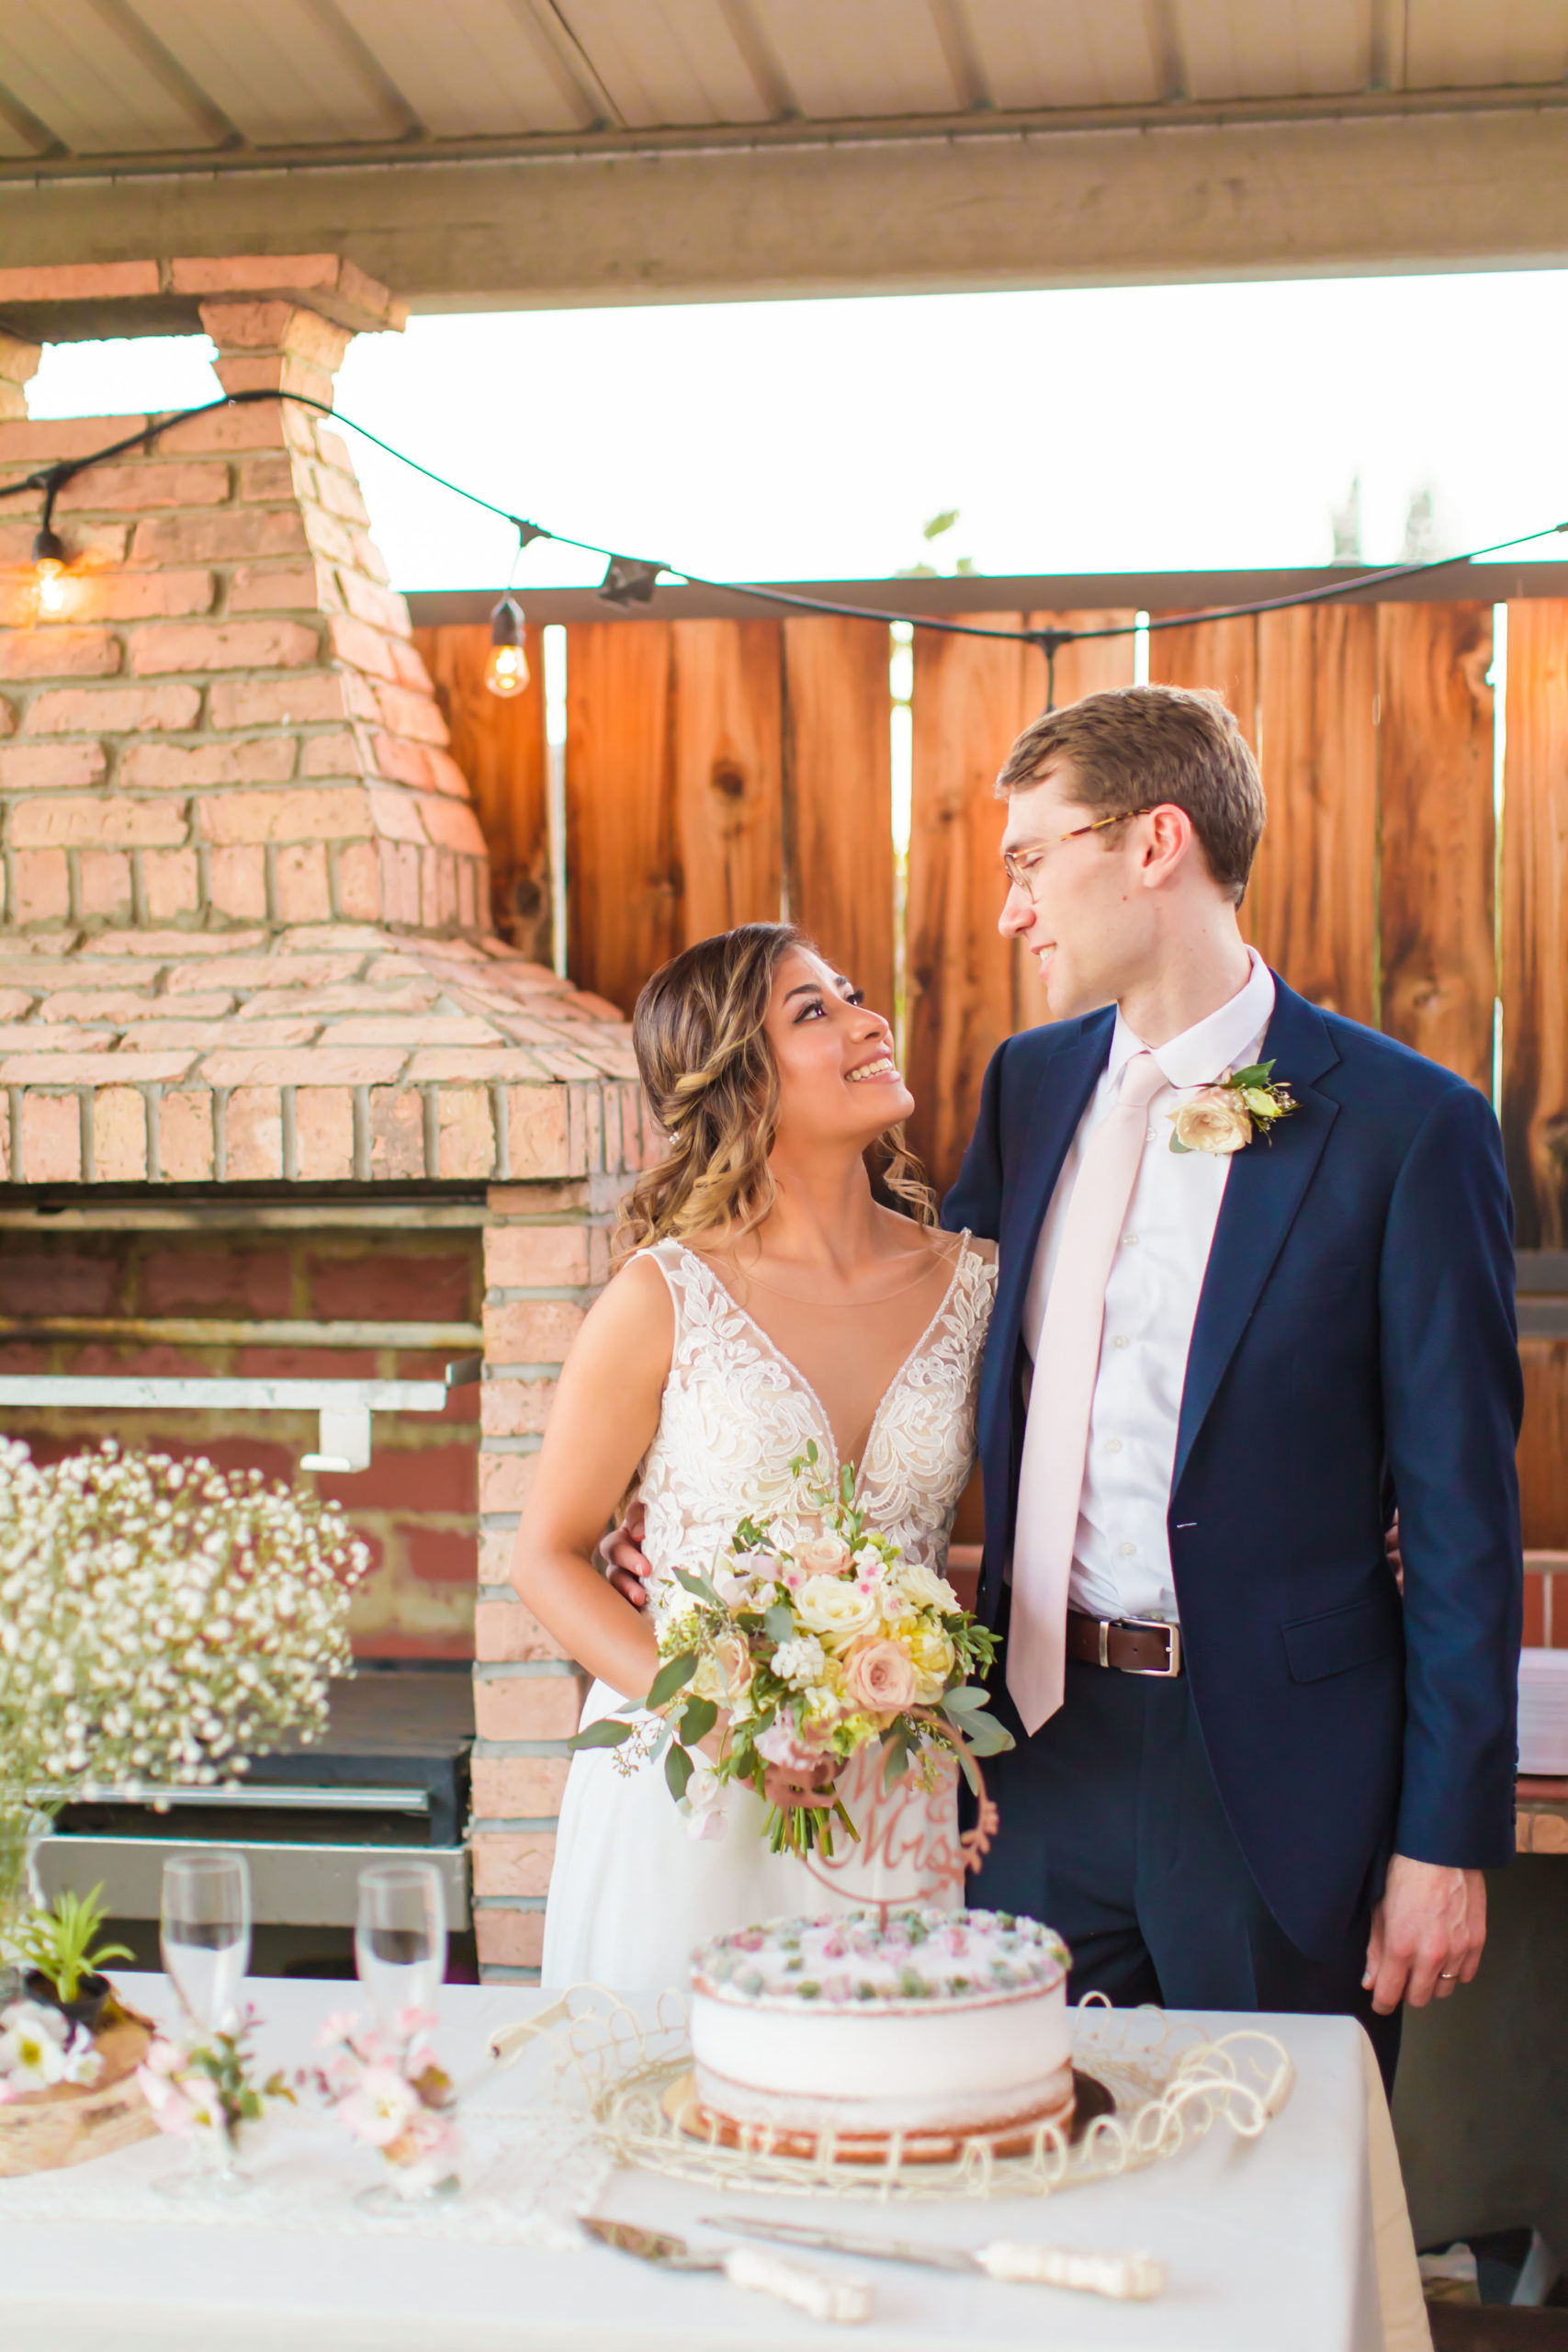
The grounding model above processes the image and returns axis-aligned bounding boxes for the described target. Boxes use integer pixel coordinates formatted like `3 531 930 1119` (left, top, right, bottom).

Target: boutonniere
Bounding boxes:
1168 1061 1296 1156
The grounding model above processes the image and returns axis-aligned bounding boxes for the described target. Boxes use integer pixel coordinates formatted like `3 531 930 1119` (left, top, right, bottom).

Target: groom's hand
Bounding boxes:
1363 1854 1486 2012
601 1501 652 1610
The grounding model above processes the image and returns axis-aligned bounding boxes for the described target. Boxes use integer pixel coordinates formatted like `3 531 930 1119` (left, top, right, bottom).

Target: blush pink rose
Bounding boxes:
841 1638 919 1715
754 1719 830 1771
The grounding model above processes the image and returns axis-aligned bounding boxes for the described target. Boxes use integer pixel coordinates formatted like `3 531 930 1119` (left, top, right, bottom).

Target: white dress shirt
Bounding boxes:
1021 948 1277 1625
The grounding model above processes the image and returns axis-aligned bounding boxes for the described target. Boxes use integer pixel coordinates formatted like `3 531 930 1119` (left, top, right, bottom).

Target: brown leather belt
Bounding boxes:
1066 1610 1183 1678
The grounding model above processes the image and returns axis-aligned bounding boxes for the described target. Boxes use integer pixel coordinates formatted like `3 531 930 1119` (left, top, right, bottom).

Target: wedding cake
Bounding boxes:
688 1907 1073 2146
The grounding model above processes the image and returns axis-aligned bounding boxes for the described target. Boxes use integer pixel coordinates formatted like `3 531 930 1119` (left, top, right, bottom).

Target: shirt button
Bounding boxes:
1103 1438 1122 1453
1122 1233 1139 1248
1111 1334 1131 1350
1119 1542 1137 1557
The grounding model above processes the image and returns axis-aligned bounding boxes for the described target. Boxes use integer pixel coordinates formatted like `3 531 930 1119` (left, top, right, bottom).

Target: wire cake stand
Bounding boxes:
491 1990 1294 2206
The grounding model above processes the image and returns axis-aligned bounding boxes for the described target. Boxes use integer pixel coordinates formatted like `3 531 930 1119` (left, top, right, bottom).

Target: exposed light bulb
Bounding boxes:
32 525 68 615
484 594 529 697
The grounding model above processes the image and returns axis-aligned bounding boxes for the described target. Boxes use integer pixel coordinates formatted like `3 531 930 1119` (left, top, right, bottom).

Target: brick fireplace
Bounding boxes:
0 254 646 1978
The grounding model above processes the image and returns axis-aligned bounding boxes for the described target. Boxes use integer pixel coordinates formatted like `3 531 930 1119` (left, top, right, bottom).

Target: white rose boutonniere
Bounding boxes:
1169 1060 1296 1156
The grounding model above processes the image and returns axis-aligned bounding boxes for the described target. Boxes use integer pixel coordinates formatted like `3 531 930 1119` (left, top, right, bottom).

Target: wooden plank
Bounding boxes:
1147 613 1259 747
563 622 677 1017
906 616 1032 1193
781 616 896 1025
1502 600 1568 1250
411 622 549 960
1520 1341 1568 1561
671 620 784 944
1377 602 1495 1090
1249 605 1379 1023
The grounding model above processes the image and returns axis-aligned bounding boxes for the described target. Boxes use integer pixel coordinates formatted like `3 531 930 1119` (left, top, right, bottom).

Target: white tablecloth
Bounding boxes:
0 1976 1426 2352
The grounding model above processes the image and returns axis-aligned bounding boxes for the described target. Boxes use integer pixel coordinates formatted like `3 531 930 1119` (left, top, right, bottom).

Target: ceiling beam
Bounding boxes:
2 102 1566 316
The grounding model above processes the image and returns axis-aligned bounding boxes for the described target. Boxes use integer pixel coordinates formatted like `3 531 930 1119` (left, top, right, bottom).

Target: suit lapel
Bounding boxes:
993 1010 1115 1370
1172 979 1341 1492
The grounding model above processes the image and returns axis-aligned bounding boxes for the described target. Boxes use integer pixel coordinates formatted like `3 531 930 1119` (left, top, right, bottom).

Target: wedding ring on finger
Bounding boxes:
1438 1971 1459 1982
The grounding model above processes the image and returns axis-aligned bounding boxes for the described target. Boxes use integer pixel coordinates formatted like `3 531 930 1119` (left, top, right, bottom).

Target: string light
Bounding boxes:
31 522 68 615
4 389 1566 700
484 594 529 697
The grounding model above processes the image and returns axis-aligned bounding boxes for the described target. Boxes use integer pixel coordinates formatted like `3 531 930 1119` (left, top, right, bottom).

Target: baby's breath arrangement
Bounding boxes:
0 1440 369 1935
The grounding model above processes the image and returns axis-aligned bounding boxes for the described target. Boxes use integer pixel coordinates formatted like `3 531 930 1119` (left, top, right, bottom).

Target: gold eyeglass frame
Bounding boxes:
1001 806 1159 899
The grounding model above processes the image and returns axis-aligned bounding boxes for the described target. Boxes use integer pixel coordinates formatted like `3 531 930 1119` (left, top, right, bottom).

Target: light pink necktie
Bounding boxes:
1008 1050 1167 1734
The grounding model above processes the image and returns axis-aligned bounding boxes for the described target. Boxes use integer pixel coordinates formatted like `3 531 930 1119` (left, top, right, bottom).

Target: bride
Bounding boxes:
512 922 996 1989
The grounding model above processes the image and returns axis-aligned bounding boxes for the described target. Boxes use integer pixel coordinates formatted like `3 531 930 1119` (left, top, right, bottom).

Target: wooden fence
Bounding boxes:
412 579 1568 1613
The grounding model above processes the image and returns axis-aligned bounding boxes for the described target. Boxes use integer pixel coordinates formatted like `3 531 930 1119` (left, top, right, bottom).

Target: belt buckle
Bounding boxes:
1120 1616 1181 1677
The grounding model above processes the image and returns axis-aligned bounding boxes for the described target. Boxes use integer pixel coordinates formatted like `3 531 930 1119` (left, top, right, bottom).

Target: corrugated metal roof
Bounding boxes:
0 0 1562 165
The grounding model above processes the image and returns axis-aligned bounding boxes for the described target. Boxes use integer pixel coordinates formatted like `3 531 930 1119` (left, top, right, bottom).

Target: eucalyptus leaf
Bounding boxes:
882 1735 912 1792
762 1603 795 1643
646 1651 698 1710
665 1743 694 1802
568 1717 635 1750
673 1566 720 1604
940 1683 991 1713
1228 1060 1274 1087
1168 1134 1191 1155
680 1695 717 1744
961 1713 1016 1757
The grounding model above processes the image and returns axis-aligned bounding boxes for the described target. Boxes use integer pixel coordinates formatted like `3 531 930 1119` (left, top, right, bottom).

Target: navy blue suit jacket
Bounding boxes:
942 975 1524 1959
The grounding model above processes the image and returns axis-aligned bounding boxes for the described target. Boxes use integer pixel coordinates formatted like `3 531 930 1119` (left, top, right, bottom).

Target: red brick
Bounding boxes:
157 1091 215 1181
55 462 230 514
378 838 422 925
312 468 372 529
130 619 319 675
480 1378 558 1438
503 1088 575 1180
74 570 214 622
479 1449 539 1513
36 988 151 1023
92 1085 147 1182
0 741 106 788
201 1046 401 1088
197 786 374 846
482 1297 585 1363
484 1224 592 1290
274 842 332 922
222 1085 283 1180
294 1083 355 1180
236 453 300 501
369 732 434 790
0 413 151 460
372 680 446 745
130 510 308 565
233 1347 378 1380
437 1085 496 1180
473 1909 546 1970
333 839 382 922
365 783 424 843
474 1672 576 1742
470 1830 556 1898
0 1247 118 1314
227 560 326 612
215 353 337 404
77 848 132 918
0 695 13 736
336 569 404 631
26 683 200 735
475 1597 569 1662
327 612 400 681
10 798 186 849
419 797 486 857
161 405 293 453
470 1756 570 1817
308 1249 475 1321
302 507 355 567
0 628 119 681
0 260 160 303
405 1528 479 1586
140 1244 293 1317
301 729 367 781
208 844 269 921
314 1442 475 1515
19 1091 82 1182
424 748 471 800
10 851 71 922
121 738 297 788
207 672 344 730
140 848 200 919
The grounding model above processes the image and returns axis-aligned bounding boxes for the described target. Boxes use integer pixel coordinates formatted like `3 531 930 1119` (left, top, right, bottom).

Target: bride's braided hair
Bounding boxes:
615 922 934 1259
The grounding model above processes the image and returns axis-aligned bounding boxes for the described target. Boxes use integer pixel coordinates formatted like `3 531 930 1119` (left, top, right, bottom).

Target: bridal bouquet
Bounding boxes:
571 1442 1011 1857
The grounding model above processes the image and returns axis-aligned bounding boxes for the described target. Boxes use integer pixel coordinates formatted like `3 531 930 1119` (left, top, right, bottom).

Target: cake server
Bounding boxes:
704 2213 1165 2301
581 2219 874 2325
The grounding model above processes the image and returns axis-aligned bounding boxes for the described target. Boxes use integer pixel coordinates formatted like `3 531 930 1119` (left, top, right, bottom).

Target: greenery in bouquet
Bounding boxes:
0 1439 369 1942
137 2006 295 2151
572 1442 1013 1857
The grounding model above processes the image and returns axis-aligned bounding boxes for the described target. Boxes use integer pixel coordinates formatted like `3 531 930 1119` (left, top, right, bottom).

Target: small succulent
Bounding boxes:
14 1883 134 2003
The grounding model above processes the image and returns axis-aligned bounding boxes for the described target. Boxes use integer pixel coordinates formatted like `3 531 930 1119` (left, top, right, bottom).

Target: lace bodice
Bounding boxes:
633 1237 997 1608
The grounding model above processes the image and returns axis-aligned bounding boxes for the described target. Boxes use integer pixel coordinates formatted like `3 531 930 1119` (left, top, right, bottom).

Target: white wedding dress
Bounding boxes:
541 1235 998 1991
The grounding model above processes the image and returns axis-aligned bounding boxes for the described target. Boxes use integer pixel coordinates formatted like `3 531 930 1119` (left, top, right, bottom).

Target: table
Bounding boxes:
0 1977 1425 2352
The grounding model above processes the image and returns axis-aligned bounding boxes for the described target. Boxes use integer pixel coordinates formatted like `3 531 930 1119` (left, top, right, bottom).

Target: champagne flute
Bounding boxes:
355 1862 446 2034
155 1849 253 2199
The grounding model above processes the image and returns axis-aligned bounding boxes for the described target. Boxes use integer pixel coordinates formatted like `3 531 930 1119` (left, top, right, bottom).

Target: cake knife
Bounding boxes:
704 2214 1165 2300
581 2219 874 2324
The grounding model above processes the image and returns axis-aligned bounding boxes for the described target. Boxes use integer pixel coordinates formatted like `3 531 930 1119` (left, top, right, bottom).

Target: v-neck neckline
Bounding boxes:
682 1234 973 1491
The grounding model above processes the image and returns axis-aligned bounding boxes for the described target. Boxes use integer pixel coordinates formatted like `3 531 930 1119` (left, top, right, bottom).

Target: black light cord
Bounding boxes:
6 387 1564 706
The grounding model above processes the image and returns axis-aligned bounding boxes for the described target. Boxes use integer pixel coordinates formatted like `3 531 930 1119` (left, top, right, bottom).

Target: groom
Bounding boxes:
943 684 1523 2085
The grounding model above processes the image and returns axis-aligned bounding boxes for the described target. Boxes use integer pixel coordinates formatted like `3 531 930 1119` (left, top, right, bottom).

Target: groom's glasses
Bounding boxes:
1001 807 1156 900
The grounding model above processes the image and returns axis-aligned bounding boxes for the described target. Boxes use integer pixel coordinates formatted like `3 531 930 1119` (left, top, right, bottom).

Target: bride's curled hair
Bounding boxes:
616 922 934 1257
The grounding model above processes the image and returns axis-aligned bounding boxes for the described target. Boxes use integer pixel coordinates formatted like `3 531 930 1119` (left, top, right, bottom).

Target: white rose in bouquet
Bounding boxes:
794 1575 880 1647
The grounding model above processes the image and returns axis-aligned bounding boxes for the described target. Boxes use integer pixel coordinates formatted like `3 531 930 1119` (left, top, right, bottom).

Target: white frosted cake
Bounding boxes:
688 1907 1073 2145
